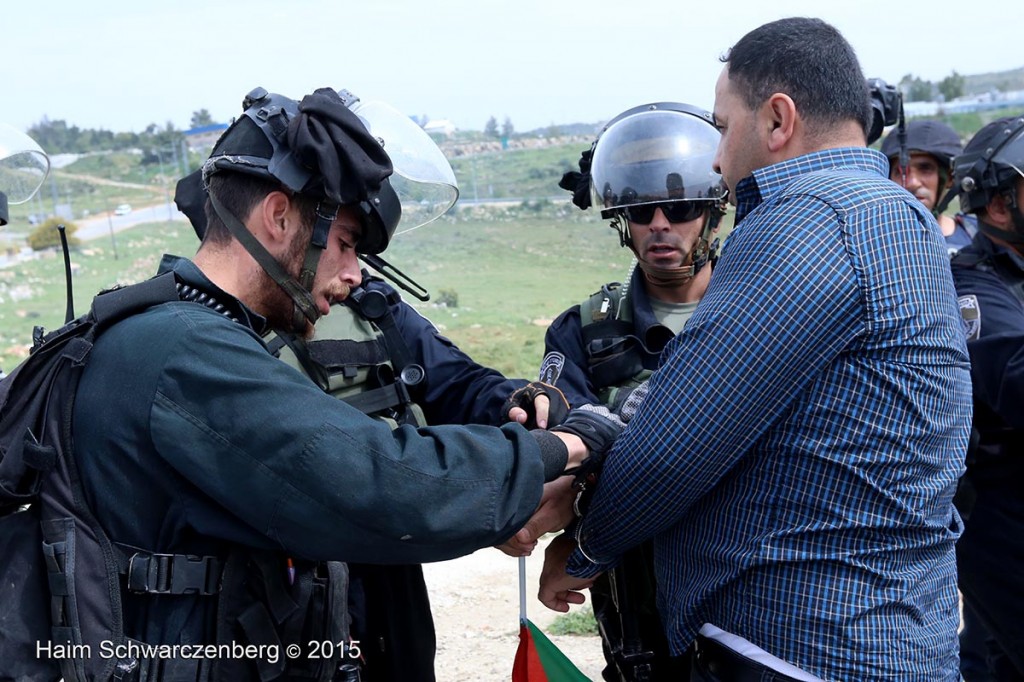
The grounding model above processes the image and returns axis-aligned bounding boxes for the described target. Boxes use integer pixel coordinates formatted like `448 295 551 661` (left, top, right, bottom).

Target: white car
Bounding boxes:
114 203 132 216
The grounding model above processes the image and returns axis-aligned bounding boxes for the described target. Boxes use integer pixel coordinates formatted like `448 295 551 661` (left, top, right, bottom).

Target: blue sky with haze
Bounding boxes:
7 0 1022 134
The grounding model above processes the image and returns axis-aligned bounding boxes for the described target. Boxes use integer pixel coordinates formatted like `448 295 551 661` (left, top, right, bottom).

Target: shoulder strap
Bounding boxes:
579 282 623 327
91 271 179 332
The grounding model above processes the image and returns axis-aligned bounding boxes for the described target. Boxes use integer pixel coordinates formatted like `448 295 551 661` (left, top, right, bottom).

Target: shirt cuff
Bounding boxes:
565 521 615 578
566 545 609 579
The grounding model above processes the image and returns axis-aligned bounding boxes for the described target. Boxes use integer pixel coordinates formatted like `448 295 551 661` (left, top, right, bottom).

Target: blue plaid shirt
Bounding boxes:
567 148 971 680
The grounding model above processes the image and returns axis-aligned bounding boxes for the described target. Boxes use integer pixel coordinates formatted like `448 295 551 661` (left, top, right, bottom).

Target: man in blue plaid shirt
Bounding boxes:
539 17 971 681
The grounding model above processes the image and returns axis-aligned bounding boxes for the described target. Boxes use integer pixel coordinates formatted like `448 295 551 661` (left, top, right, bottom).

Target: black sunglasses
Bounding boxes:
622 201 706 225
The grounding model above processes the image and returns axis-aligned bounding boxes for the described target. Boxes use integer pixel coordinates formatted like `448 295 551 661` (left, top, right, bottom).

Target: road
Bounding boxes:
75 201 187 241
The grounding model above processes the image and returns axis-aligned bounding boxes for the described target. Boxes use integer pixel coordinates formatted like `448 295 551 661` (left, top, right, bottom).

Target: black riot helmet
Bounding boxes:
881 119 961 171
953 116 1024 216
197 86 398 332
583 102 728 282
203 87 400 255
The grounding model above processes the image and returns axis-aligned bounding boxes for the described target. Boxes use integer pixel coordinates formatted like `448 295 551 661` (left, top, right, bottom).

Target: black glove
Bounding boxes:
551 404 625 459
552 405 625 517
613 380 649 424
502 381 570 428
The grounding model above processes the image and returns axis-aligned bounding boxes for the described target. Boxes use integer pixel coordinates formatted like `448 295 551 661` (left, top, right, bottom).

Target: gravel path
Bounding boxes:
423 537 606 681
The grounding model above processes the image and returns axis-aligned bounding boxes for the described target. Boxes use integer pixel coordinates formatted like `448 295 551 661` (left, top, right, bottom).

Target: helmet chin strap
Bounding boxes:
634 245 705 289
208 190 326 331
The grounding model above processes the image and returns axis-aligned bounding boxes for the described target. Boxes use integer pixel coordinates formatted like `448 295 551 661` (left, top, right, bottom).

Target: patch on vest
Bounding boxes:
958 295 981 341
538 351 566 385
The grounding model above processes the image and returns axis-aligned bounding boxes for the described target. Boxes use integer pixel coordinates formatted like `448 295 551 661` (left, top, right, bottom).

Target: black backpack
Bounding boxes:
1 270 356 682
0 272 179 682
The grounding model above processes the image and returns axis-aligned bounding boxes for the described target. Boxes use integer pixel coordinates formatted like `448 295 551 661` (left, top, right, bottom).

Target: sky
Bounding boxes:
6 0 1023 136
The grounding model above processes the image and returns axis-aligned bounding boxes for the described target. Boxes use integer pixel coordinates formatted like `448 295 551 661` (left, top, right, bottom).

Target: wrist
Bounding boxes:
530 429 573 482
552 432 588 470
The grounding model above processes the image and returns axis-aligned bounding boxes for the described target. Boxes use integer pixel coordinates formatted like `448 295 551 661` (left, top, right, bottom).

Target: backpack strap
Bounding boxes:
92 271 180 332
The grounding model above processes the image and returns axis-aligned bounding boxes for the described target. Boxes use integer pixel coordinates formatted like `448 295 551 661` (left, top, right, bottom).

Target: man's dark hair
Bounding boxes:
721 17 871 137
203 173 319 247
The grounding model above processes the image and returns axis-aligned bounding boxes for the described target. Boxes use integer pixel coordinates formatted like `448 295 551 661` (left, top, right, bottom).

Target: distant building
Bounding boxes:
423 119 456 137
184 123 229 152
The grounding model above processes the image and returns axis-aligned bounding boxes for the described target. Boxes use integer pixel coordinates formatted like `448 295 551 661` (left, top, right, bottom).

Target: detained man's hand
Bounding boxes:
495 476 577 557
538 533 597 612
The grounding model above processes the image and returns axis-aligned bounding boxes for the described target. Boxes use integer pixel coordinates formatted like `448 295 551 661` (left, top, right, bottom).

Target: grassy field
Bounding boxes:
0 208 637 378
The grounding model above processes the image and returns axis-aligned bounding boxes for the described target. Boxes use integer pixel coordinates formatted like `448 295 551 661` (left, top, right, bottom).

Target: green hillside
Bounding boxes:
0 210 633 377
965 66 1024 95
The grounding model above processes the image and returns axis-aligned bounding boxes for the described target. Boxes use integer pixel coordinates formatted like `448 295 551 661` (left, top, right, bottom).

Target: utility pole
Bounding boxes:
181 138 190 175
154 148 174 220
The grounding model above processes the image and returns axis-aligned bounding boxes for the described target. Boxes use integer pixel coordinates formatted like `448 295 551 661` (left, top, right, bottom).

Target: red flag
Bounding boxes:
512 619 591 681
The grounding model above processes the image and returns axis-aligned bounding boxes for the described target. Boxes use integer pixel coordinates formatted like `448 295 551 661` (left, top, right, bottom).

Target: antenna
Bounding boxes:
57 224 75 323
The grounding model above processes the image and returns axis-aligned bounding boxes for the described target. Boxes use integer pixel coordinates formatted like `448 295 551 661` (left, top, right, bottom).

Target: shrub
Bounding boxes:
27 218 80 252
436 288 459 308
548 606 599 636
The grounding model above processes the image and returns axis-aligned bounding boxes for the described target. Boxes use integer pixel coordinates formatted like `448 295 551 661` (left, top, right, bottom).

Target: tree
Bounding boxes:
484 116 499 138
938 71 966 102
899 73 934 102
27 218 80 251
502 116 515 139
190 109 215 128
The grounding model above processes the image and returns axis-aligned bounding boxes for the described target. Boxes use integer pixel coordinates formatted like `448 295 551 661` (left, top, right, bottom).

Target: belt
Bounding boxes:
692 635 807 682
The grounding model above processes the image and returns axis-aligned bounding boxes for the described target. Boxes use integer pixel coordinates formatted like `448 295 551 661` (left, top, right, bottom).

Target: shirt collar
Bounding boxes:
973 230 1024 274
157 254 268 333
733 147 889 225
628 267 678 351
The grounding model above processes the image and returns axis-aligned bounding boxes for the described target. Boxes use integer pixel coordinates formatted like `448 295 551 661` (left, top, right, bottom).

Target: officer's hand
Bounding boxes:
613 381 649 424
507 395 549 430
502 382 570 429
551 404 625 459
495 477 576 557
538 534 595 612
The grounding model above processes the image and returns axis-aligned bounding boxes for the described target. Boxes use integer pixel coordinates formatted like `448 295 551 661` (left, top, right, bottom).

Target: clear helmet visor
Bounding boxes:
350 99 458 235
590 109 724 218
0 122 50 204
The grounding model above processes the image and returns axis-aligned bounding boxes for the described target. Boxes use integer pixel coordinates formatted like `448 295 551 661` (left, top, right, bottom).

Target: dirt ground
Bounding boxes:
423 536 606 681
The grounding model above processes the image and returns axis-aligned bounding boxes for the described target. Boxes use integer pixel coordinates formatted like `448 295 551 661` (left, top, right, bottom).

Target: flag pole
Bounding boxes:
518 555 528 625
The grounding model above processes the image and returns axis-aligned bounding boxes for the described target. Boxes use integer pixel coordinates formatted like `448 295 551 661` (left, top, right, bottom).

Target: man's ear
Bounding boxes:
258 191 293 245
987 192 1012 226
763 93 797 153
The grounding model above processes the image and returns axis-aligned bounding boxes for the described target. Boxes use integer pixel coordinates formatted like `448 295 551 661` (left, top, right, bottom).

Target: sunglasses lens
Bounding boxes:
662 202 705 223
623 202 705 224
623 205 656 224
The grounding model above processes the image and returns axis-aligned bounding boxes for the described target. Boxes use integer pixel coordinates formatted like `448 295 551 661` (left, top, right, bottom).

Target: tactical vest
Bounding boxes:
269 283 427 428
267 281 432 682
578 282 655 408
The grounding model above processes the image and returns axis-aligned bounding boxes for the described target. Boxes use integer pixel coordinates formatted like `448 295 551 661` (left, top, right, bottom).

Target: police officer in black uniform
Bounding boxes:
67 86 616 681
949 115 1024 679
174 92 569 682
880 119 973 256
536 103 727 681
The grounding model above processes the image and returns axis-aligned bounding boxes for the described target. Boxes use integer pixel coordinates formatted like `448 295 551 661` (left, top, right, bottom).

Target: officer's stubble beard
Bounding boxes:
251 223 316 338
633 229 699 291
